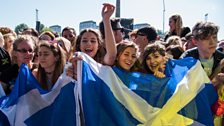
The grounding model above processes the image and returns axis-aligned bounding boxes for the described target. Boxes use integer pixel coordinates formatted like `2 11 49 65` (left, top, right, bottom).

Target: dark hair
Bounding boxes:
166 45 184 59
75 28 105 63
142 41 166 73
185 32 193 41
99 18 121 39
137 26 157 43
192 21 219 40
62 26 76 37
22 28 39 37
37 40 66 90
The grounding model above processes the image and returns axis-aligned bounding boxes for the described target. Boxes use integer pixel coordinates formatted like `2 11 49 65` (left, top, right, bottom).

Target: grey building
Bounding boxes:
133 23 150 30
79 20 98 32
49 25 61 34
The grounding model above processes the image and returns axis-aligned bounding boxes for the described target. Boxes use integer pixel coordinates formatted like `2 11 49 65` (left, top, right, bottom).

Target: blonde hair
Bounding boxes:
0 32 4 47
12 35 36 64
169 14 183 36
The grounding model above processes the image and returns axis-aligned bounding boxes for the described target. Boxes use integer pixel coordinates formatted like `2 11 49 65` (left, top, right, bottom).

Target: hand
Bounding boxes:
154 71 165 78
153 58 167 78
101 3 115 21
212 72 224 86
66 53 83 80
216 73 224 83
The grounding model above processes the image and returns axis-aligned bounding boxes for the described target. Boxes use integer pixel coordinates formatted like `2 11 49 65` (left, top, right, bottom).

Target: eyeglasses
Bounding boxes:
16 48 34 53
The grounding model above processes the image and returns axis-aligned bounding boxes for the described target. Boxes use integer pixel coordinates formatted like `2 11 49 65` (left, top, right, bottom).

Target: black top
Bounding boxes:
0 47 11 72
164 27 191 41
180 47 224 73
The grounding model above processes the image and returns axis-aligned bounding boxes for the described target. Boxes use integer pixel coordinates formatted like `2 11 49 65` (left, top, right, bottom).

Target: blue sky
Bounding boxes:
1 0 223 39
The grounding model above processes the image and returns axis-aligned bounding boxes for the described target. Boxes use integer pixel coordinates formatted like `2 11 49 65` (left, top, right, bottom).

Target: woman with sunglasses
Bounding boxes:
0 35 37 94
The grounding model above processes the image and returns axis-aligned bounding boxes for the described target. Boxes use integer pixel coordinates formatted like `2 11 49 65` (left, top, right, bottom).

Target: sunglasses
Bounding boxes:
16 48 34 53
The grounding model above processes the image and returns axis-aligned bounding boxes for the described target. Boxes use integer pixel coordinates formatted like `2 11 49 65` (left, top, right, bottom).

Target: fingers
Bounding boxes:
102 3 115 16
66 65 77 80
70 53 83 65
154 71 166 78
67 53 82 80
220 59 224 67
103 3 115 8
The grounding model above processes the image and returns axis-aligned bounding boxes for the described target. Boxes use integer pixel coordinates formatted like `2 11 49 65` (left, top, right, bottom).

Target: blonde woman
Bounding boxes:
164 14 190 41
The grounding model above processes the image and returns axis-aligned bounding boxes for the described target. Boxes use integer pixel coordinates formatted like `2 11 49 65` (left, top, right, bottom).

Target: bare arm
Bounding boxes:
101 3 117 65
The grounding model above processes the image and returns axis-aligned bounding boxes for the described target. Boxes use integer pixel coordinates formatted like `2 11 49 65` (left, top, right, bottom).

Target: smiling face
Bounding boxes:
79 31 99 58
146 51 165 73
117 47 137 71
15 40 35 66
62 29 76 43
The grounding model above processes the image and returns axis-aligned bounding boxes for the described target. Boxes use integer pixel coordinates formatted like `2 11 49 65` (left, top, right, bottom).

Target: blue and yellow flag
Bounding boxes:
79 53 217 126
0 52 218 126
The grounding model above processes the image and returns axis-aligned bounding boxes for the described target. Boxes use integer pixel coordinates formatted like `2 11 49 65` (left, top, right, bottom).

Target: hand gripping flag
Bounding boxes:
78 52 217 126
0 52 218 126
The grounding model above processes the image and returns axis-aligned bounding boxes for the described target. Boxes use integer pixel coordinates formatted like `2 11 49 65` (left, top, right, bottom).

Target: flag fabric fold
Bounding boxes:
0 52 218 126
0 64 79 126
78 52 217 126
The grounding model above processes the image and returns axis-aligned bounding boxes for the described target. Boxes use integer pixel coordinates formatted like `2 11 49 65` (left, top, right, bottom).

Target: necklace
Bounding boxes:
45 71 53 75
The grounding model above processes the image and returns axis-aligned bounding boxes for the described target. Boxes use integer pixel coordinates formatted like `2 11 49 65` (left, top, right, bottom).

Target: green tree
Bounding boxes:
40 27 53 33
39 23 45 32
14 23 29 34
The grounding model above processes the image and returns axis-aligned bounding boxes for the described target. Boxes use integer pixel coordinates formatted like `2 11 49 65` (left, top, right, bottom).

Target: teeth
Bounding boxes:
151 64 158 67
125 61 131 65
85 48 93 52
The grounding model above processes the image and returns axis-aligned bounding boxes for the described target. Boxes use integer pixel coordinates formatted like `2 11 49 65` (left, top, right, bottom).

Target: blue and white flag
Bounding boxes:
78 53 218 126
0 64 80 126
0 52 218 126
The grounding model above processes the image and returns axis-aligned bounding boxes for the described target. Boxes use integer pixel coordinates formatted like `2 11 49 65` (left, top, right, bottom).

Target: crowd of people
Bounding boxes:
1 3 224 125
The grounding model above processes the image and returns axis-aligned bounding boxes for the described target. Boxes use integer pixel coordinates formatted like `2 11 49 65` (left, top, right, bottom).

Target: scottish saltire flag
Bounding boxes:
0 64 80 126
78 52 218 126
0 83 5 97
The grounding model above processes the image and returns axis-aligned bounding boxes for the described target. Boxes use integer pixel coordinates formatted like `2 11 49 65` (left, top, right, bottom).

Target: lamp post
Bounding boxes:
205 13 208 22
35 9 40 32
115 0 120 18
36 9 39 22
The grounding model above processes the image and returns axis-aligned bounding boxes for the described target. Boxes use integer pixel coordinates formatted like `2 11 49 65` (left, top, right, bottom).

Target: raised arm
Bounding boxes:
101 3 117 65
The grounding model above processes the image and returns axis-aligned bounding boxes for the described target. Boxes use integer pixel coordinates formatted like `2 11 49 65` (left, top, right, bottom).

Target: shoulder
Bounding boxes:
32 68 38 78
180 47 198 59
214 50 224 60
